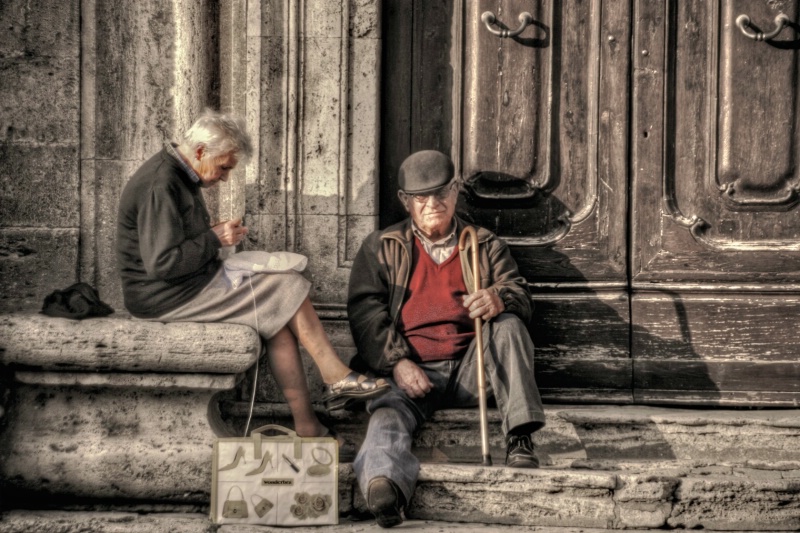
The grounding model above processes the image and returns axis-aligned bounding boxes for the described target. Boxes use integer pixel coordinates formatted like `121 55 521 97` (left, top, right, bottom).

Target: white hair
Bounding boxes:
181 109 253 163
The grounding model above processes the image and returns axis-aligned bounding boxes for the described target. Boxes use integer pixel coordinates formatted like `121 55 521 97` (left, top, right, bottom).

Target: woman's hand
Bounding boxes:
212 218 248 247
393 358 433 398
462 289 505 321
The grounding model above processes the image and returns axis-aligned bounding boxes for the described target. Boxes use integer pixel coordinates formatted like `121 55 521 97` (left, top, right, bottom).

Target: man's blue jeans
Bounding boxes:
353 313 546 505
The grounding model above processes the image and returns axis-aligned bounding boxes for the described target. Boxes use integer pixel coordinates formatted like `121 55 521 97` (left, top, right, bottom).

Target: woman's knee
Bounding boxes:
266 325 296 347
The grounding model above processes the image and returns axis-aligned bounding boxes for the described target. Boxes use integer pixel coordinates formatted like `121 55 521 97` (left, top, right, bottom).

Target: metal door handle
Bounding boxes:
736 13 791 41
481 11 533 38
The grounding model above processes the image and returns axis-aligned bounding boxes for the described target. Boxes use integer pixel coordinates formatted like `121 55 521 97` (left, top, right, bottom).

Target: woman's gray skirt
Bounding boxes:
152 267 311 340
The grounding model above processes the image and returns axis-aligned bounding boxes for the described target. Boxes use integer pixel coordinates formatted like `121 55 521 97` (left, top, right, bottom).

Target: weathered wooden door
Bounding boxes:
381 0 800 405
632 0 800 405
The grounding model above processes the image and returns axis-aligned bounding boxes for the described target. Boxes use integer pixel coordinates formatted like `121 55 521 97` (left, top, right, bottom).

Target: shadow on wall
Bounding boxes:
454 191 720 407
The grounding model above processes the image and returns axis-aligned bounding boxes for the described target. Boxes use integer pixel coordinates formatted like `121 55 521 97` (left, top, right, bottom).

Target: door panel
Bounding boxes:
633 0 800 282
532 291 632 403
380 0 454 229
718 3 799 210
632 0 800 405
633 292 800 405
461 0 551 198
459 0 629 284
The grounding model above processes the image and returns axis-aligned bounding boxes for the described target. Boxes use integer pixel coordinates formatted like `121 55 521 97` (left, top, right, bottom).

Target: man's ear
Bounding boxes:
194 145 205 161
397 191 410 212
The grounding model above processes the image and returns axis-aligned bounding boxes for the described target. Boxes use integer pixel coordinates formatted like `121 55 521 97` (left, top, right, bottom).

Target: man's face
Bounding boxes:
401 181 457 239
193 149 238 188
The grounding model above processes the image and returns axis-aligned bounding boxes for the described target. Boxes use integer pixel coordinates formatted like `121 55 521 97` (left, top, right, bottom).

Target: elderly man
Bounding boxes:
117 110 388 445
347 150 546 527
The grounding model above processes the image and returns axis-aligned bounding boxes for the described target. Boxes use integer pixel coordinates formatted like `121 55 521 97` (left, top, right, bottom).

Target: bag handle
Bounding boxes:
249 424 302 459
250 424 296 437
226 485 245 500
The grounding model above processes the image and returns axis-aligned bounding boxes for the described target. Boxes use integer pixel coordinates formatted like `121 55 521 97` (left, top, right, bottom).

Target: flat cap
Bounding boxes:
398 150 454 194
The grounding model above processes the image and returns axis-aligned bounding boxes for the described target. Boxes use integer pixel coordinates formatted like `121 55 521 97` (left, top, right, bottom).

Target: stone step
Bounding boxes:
221 402 800 466
3 451 800 533
404 461 800 530
5 404 796 530
0 511 787 533
206 403 800 529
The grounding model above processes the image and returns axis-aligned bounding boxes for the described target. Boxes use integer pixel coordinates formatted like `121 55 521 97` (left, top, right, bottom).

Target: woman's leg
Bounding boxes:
284 297 352 384
273 296 388 417
265 325 326 438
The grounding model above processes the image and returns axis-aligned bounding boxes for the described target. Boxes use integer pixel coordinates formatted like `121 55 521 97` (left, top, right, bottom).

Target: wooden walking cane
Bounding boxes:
458 226 492 466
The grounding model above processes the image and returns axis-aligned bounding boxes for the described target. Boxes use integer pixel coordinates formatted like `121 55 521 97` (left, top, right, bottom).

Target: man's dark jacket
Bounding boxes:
347 216 532 375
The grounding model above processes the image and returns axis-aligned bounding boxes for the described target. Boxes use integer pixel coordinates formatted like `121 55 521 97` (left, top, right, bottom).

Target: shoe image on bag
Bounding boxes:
505 433 540 469
366 476 405 528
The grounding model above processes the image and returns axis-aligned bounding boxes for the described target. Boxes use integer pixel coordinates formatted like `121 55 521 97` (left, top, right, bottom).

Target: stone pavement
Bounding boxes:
0 511 766 532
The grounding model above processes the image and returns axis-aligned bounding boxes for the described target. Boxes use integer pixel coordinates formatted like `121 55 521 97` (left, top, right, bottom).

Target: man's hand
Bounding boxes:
212 218 248 247
462 289 505 321
393 358 433 399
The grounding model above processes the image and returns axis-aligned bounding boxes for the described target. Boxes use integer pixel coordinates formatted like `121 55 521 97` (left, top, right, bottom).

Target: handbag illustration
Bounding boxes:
211 424 338 525
251 494 274 518
222 486 249 519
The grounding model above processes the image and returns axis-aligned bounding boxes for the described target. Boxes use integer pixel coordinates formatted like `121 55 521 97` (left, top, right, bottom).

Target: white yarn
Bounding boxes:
223 250 308 289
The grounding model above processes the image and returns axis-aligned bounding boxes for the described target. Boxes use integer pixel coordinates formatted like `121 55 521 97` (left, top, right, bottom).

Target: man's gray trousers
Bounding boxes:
353 313 546 505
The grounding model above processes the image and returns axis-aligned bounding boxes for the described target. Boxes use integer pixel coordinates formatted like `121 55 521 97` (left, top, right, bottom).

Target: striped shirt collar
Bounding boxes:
165 142 201 184
411 220 457 265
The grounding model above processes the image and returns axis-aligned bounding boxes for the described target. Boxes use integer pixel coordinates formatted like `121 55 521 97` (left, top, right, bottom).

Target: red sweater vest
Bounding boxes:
399 238 475 362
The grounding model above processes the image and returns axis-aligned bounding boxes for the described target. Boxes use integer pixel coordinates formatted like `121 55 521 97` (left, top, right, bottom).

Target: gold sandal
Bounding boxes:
322 371 390 411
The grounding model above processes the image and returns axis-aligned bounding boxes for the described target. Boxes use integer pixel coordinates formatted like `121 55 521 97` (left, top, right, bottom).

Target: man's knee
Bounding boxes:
490 313 532 342
368 395 420 433
483 313 535 368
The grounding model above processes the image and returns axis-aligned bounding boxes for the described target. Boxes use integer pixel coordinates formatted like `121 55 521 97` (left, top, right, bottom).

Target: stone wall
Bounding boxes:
82 0 223 310
0 0 82 312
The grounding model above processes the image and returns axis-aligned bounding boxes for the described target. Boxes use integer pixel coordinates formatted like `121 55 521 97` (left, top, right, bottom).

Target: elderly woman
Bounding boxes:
116 110 388 444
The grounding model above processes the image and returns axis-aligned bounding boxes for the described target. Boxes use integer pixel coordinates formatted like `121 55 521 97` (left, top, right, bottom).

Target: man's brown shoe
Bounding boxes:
366 476 404 528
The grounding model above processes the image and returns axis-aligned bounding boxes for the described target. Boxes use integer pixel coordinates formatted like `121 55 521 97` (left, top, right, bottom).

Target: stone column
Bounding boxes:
244 0 382 307
81 0 228 310
226 0 381 402
209 0 249 231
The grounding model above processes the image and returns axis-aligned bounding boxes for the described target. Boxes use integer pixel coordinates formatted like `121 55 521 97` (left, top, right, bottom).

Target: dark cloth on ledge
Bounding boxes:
41 282 114 319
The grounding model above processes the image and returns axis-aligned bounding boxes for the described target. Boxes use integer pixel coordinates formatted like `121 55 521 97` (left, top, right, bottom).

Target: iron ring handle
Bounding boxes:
481 11 533 38
736 13 790 41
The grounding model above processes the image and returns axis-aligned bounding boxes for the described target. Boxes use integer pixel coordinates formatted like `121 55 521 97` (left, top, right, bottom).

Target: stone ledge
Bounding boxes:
0 314 262 503
15 370 239 391
0 380 239 501
0 313 260 373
